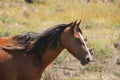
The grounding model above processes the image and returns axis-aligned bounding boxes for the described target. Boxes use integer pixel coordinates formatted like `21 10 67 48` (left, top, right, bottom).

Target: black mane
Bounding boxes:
12 32 41 48
10 23 72 56
28 24 70 54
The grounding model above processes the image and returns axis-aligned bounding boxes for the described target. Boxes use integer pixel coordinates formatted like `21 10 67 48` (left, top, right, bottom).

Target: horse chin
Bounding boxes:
80 60 89 66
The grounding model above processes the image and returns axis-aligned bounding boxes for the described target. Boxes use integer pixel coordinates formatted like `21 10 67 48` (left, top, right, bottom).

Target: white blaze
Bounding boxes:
79 33 93 61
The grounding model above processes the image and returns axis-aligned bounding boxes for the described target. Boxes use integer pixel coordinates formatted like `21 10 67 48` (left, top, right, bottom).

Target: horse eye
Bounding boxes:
75 38 80 41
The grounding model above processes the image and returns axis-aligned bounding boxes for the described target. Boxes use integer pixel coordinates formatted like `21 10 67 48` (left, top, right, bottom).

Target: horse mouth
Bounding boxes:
80 58 90 65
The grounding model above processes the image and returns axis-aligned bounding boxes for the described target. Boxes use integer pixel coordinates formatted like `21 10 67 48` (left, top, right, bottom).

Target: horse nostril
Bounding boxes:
86 58 90 62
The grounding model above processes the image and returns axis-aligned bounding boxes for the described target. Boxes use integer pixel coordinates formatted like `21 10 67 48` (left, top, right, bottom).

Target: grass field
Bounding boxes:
0 0 120 80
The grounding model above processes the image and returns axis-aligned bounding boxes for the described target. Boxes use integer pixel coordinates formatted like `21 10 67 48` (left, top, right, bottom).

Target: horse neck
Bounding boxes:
39 43 64 72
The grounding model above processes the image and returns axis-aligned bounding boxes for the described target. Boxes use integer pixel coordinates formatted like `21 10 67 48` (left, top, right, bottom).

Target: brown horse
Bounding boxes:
0 20 93 80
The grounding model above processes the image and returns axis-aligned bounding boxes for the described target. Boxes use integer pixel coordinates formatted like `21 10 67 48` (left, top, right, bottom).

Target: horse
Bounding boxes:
0 20 93 80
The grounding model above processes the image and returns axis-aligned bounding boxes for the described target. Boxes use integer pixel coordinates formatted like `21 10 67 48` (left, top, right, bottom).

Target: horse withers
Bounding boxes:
0 20 93 80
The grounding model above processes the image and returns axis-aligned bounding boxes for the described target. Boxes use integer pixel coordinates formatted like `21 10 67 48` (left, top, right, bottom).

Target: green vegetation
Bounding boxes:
0 0 120 80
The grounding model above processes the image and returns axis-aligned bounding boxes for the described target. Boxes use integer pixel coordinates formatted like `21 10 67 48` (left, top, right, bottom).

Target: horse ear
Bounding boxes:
76 20 81 27
70 20 77 30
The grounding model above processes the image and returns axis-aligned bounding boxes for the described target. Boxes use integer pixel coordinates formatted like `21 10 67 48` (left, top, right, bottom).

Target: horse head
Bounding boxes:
61 20 93 65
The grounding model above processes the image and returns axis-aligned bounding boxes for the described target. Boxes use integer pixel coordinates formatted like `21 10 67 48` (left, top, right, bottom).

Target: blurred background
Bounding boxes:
0 0 120 80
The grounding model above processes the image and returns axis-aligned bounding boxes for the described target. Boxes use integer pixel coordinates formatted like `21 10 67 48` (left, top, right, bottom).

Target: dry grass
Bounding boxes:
0 0 120 80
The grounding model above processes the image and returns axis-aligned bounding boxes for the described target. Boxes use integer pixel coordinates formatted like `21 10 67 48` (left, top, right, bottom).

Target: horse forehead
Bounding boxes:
75 26 82 34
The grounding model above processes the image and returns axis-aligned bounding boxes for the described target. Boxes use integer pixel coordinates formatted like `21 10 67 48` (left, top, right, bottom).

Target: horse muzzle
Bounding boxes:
80 58 90 65
80 56 95 65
